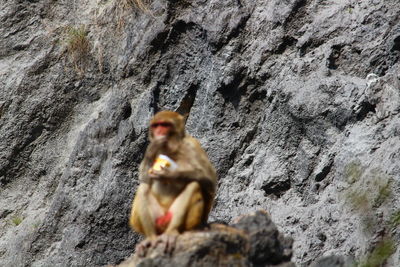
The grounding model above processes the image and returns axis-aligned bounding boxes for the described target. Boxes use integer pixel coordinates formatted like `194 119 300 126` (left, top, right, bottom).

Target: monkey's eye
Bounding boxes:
151 122 172 128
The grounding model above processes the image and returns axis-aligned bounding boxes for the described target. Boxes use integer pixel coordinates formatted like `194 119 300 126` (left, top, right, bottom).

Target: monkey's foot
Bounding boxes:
154 233 178 255
136 234 177 257
136 238 156 258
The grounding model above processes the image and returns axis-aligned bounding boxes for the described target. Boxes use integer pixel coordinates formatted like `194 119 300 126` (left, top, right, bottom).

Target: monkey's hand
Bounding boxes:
136 237 157 258
155 232 178 255
148 168 178 180
148 168 161 180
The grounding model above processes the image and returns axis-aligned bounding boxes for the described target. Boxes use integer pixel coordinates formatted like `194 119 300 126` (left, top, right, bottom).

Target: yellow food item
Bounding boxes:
149 154 177 173
152 157 171 171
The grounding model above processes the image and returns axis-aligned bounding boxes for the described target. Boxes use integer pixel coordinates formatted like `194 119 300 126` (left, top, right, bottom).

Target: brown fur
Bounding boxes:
130 111 217 238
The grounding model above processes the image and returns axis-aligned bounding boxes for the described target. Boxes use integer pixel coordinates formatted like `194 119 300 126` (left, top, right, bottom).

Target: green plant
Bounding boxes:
65 25 90 72
343 164 397 266
344 166 392 212
389 210 400 229
359 238 396 267
343 165 395 236
373 178 392 207
11 216 23 226
32 221 41 229
362 215 379 234
346 189 370 213
347 7 353 14
345 161 363 184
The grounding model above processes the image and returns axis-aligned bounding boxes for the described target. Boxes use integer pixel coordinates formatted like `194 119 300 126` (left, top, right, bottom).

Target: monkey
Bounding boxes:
129 110 217 254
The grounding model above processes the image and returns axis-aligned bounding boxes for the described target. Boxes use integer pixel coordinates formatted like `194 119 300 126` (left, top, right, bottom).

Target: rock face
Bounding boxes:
1 0 400 266
309 255 355 267
117 211 294 267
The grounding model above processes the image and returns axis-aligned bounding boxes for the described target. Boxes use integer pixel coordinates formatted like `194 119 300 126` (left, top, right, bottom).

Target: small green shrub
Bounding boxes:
346 190 370 212
359 238 396 267
65 25 90 72
343 164 397 267
343 164 394 236
344 166 392 212
373 179 392 207
389 210 400 229
347 7 353 14
11 216 23 226
345 161 363 184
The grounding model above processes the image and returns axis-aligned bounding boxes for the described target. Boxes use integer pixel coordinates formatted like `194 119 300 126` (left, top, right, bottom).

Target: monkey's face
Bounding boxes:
149 111 185 143
151 120 173 141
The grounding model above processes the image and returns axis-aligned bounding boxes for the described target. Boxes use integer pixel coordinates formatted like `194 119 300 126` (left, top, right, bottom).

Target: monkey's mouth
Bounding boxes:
154 135 168 141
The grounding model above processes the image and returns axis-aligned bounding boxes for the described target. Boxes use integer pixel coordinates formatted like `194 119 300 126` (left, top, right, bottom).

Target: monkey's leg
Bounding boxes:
130 183 163 237
131 183 166 257
153 182 203 255
165 181 204 233
184 186 204 230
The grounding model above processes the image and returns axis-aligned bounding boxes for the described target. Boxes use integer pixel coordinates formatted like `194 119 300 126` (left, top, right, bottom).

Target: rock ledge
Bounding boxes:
116 211 294 267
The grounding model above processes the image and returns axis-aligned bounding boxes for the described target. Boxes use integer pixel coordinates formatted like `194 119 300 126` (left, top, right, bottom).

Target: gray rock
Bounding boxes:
1 0 400 266
309 255 355 267
116 210 294 267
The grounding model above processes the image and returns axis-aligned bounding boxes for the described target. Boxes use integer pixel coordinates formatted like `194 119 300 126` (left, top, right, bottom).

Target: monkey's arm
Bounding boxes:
138 141 160 183
152 137 217 190
138 161 151 183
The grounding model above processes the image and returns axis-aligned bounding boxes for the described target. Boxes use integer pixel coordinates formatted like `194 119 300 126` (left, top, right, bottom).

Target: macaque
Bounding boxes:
130 111 217 253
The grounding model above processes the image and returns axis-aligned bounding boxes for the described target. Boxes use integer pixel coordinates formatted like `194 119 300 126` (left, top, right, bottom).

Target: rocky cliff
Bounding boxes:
1 0 400 266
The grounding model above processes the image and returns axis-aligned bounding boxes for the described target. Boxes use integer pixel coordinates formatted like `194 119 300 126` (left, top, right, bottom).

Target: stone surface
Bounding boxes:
309 255 355 267
116 211 294 267
1 0 400 266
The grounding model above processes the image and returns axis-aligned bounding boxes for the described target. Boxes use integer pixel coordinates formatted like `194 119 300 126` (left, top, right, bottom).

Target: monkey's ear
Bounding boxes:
174 110 189 125
175 84 197 125
181 113 189 125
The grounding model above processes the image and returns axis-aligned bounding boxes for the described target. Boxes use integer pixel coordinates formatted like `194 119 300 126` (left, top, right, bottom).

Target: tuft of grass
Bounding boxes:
389 210 400 229
65 25 90 72
372 178 392 208
345 189 370 213
343 165 394 235
359 238 396 267
32 221 41 230
344 166 392 212
343 164 397 267
11 216 23 226
345 161 363 184
115 0 152 30
131 0 149 11
347 7 353 14
118 0 150 12
360 215 377 234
